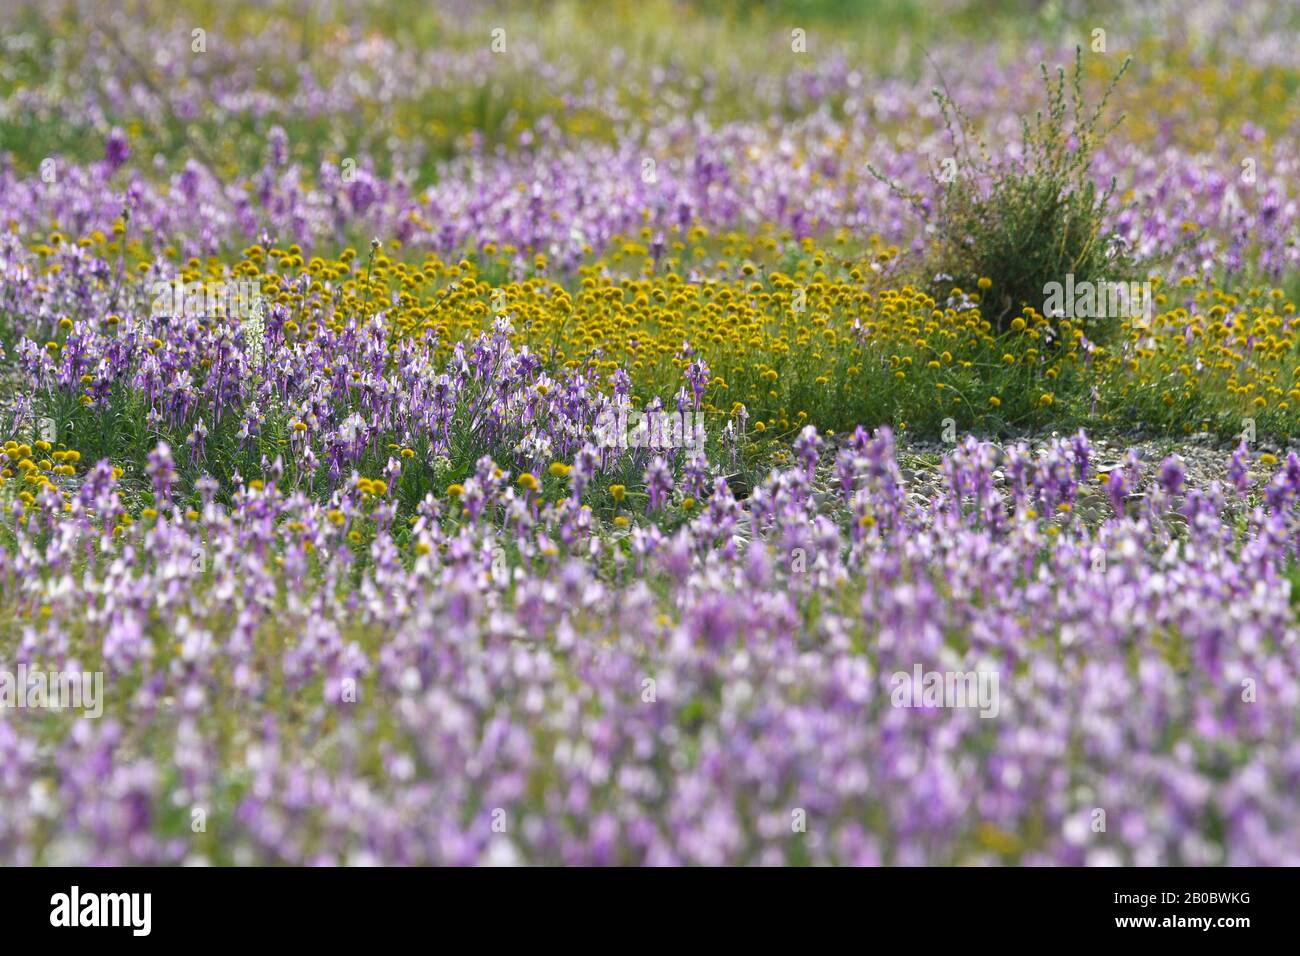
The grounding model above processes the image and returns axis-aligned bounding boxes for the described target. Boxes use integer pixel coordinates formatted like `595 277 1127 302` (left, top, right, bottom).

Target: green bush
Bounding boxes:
878 47 1135 334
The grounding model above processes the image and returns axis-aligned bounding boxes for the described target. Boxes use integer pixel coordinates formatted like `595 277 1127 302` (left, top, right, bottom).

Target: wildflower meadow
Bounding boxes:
1 0 1298 891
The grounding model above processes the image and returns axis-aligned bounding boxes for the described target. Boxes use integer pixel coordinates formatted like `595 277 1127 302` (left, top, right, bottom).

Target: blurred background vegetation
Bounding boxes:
5 0 1296 186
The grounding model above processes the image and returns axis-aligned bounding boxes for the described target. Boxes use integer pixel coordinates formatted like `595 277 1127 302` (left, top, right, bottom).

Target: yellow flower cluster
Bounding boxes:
1 440 80 511
1103 280 1300 435
32 223 1300 442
